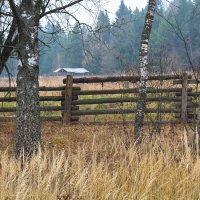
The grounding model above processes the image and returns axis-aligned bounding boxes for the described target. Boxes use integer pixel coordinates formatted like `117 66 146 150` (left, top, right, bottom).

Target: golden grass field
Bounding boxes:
0 76 199 199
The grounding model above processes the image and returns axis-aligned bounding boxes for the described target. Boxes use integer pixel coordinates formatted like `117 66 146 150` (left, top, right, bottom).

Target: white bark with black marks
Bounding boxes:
134 0 157 143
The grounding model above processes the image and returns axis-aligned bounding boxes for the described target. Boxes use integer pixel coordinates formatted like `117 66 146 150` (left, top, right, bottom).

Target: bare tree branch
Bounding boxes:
40 0 84 18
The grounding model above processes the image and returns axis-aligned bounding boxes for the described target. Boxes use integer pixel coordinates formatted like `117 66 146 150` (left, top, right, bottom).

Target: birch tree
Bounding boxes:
134 0 157 143
0 0 99 157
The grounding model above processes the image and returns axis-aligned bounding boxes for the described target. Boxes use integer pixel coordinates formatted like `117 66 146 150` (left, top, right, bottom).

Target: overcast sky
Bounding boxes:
105 0 148 16
98 0 148 21
75 0 148 25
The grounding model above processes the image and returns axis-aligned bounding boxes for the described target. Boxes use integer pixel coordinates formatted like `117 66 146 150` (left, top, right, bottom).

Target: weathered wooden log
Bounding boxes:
173 79 200 85
39 96 64 101
41 116 63 121
0 107 16 112
0 86 66 92
72 97 182 105
72 87 81 91
175 102 198 108
0 97 17 102
187 114 197 119
0 116 79 122
175 113 197 119
0 96 64 102
63 75 73 123
0 95 79 102
0 87 16 92
0 86 80 93
181 73 188 122
71 106 79 110
176 92 200 97
40 86 80 91
72 88 191 95
0 106 64 112
61 80 80 121
70 120 186 125
61 86 79 122
61 91 78 100
71 108 180 116
40 106 64 111
61 101 79 110
175 95 192 100
39 86 65 91
63 75 186 84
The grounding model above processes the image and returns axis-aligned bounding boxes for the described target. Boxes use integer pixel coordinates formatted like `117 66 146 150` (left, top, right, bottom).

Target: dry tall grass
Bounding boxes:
0 129 199 199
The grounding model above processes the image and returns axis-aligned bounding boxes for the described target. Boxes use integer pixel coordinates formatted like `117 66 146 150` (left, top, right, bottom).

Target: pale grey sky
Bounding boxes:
104 0 148 20
106 0 148 14
75 0 148 25
77 0 171 25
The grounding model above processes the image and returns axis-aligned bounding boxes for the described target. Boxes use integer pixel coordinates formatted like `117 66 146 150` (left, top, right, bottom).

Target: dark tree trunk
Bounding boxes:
13 1 41 157
16 65 40 156
134 0 157 143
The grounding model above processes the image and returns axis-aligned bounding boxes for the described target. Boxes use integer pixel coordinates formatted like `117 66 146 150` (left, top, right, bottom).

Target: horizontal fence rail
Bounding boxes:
72 88 193 95
0 96 80 102
71 108 181 116
72 97 183 105
63 74 191 84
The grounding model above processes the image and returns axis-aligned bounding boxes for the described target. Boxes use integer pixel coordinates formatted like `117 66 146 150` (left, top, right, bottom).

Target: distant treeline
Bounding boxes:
3 0 200 76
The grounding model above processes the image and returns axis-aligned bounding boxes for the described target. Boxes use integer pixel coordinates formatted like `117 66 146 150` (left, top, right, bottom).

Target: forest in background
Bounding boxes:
3 0 200 76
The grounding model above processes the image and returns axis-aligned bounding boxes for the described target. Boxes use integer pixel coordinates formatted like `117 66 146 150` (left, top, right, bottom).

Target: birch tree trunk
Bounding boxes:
16 27 40 157
196 97 200 145
134 0 157 143
9 0 41 157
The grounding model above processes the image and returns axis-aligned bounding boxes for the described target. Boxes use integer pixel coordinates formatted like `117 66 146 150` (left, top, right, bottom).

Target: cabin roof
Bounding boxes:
53 68 89 73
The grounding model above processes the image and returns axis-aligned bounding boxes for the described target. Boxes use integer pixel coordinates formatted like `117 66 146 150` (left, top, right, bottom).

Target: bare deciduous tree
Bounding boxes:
0 0 100 157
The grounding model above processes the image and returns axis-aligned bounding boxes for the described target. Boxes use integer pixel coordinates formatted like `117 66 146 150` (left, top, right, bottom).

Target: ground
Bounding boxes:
0 120 194 153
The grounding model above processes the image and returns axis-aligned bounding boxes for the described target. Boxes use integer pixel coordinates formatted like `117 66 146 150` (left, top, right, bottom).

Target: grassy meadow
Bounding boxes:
0 76 199 199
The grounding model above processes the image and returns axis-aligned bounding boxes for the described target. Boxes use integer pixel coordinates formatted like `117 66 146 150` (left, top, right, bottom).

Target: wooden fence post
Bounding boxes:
63 75 73 124
181 72 188 122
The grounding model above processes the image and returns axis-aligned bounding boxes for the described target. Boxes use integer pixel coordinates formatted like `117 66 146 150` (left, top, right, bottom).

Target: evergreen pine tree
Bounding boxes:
95 10 111 43
39 22 69 74
68 23 84 68
110 0 134 71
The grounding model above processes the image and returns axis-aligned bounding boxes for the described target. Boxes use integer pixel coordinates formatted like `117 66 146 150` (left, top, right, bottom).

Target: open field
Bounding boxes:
0 76 200 199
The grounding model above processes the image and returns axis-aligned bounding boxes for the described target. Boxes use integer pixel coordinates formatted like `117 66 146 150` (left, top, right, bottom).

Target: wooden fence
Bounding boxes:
0 85 80 122
0 72 200 124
